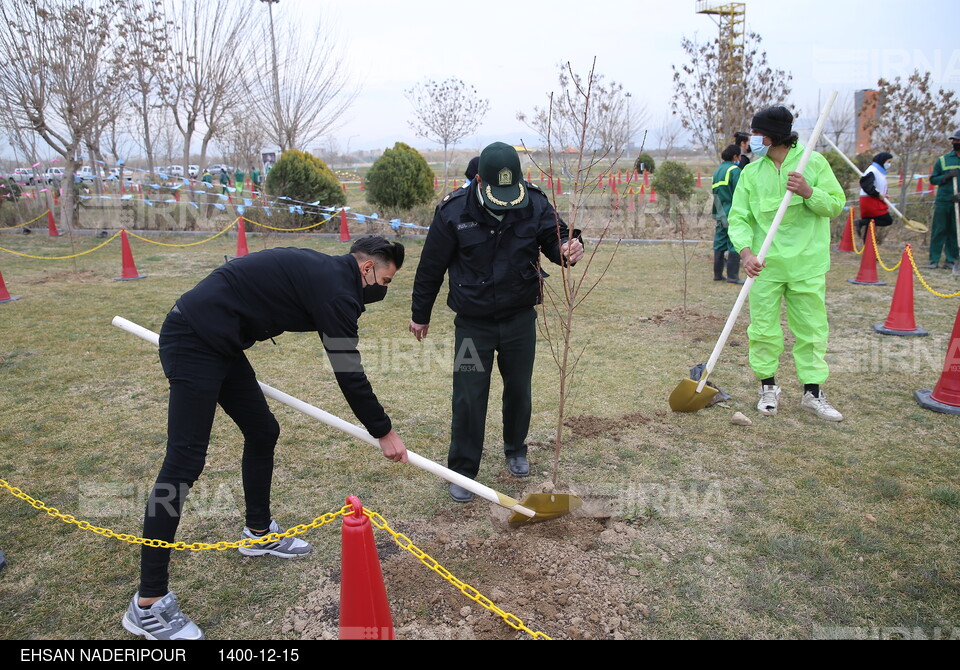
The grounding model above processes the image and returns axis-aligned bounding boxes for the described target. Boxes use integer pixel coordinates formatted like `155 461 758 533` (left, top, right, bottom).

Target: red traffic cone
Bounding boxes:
342 182 347 195
235 218 249 257
556 176 563 195
360 178 365 192
915 176 924 194
434 176 439 190
46 209 60 237
339 208 351 242
696 171 702 187
526 169 531 182
873 245 927 336
547 175 553 190
643 171 650 187
339 496 395 640
0 271 22 303
847 221 886 285
173 190 180 202
649 187 657 203
628 195 636 212
915 301 960 414
115 230 144 281
837 207 856 252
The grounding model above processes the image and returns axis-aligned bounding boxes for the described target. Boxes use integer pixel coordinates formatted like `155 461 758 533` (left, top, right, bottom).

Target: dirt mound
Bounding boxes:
284 509 649 640
563 412 652 439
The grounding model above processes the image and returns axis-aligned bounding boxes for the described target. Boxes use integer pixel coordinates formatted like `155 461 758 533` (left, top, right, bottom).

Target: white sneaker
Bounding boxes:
238 520 312 558
757 384 781 415
801 391 844 422
122 591 204 640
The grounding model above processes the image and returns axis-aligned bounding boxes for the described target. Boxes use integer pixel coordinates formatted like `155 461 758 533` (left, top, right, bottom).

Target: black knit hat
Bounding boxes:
751 106 793 138
872 152 893 166
464 156 480 181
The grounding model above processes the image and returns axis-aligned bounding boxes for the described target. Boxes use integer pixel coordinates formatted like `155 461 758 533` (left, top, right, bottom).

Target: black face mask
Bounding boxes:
953 142 960 153
362 267 388 304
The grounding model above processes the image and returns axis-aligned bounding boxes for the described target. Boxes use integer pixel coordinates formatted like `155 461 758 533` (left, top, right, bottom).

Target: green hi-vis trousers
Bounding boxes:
747 274 829 385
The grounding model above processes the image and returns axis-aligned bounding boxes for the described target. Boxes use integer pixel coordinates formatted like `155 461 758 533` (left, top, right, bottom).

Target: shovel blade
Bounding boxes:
669 377 719 412
904 219 928 233
508 493 583 525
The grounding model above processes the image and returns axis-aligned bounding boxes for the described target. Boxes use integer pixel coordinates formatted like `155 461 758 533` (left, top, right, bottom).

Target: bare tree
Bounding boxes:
824 91 855 155
405 78 490 189
518 63 647 178
0 0 124 229
246 4 357 153
656 110 685 162
862 70 957 210
672 31 793 158
214 103 269 176
161 0 251 178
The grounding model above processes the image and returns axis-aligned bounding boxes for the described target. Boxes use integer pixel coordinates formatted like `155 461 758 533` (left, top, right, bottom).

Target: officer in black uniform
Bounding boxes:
409 142 584 502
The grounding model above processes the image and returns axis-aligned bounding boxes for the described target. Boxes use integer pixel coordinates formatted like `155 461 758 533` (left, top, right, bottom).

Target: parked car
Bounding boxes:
188 164 199 178
78 166 106 182
12 168 36 185
167 165 184 177
205 164 232 175
44 167 65 183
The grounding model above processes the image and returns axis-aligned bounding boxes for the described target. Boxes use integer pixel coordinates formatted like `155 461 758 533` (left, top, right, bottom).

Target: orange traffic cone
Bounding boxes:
873 245 927 336
847 220 886 285
556 176 563 195
115 230 144 281
696 171 702 187
643 171 650 187
915 302 960 414
837 207 856 252
915 176 924 194
628 195 636 212
236 218 249 257
360 178 365 192
339 496 394 640
46 209 60 237
434 176 439 190
547 175 553 190
649 187 657 204
0 271 21 303
339 209 351 242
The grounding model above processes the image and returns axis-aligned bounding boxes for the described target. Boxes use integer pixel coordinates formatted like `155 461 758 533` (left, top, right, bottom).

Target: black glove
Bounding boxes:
944 169 960 181
953 193 960 204
859 173 880 198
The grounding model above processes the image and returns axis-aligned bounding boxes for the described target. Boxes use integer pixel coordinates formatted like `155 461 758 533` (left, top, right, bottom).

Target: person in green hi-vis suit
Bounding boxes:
728 106 846 422
235 168 244 195
927 130 960 269
712 144 743 284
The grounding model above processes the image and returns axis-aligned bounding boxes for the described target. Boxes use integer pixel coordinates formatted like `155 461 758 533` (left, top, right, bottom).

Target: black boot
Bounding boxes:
726 251 744 284
713 250 725 281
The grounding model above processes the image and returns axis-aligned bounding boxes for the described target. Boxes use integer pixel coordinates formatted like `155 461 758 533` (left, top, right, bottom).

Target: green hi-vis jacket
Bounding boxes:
929 151 960 204
711 160 741 223
728 143 845 283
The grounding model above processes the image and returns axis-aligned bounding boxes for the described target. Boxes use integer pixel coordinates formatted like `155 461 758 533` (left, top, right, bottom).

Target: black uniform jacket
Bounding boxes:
176 248 391 438
411 183 575 324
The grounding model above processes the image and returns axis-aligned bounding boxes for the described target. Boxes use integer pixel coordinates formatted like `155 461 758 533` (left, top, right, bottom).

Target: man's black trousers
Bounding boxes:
448 308 536 479
139 309 279 598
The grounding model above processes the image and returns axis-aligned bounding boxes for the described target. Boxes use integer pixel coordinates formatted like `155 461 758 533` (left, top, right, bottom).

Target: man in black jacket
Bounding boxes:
123 236 407 640
409 142 583 502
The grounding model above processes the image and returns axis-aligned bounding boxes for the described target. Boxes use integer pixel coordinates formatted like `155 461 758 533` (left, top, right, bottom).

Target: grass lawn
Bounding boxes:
0 226 958 640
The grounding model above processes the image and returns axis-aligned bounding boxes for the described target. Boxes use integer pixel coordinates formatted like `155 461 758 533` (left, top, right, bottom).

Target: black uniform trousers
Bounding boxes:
139 309 279 598
449 308 536 479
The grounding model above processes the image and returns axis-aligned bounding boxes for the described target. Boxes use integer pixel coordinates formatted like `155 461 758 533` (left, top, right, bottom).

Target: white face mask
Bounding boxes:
884 162 893 171
750 135 769 158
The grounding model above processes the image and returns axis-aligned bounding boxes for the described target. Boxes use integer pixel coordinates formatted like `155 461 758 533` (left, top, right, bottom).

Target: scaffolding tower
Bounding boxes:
696 1 747 153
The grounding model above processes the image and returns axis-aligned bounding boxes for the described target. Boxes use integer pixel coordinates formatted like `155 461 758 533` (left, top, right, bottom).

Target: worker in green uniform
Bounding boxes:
712 144 744 284
728 106 846 422
251 166 261 195
927 130 960 269
235 167 244 195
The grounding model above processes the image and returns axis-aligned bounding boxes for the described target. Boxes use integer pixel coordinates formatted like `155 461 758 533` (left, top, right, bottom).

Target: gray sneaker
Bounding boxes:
122 591 204 640
238 520 312 558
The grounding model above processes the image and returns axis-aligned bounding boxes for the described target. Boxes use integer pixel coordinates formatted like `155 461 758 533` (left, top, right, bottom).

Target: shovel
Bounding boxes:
669 92 838 413
821 135 928 234
112 316 581 524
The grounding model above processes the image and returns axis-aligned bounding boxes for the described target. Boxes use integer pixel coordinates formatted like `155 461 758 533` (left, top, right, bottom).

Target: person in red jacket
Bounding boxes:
856 151 894 242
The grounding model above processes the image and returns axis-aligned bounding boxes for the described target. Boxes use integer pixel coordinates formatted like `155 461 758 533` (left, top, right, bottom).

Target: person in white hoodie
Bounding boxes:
856 151 894 242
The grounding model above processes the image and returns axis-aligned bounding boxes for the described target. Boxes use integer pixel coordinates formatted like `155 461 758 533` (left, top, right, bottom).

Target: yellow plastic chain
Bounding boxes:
850 216 864 255
126 220 238 247
0 209 50 230
1 478 551 638
242 212 337 232
0 478 345 551
905 245 960 298
869 224 901 272
364 508 553 640
0 230 122 260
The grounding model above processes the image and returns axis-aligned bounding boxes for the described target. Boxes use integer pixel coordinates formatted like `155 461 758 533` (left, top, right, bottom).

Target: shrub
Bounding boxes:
264 149 345 210
822 150 858 191
365 142 435 210
651 160 694 202
634 152 656 174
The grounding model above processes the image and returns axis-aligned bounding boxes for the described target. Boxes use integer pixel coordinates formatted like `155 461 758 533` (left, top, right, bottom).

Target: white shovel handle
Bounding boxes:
111 315 535 518
696 91 838 393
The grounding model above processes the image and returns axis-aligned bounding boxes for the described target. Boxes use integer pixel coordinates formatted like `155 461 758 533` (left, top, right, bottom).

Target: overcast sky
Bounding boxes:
291 0 960 154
